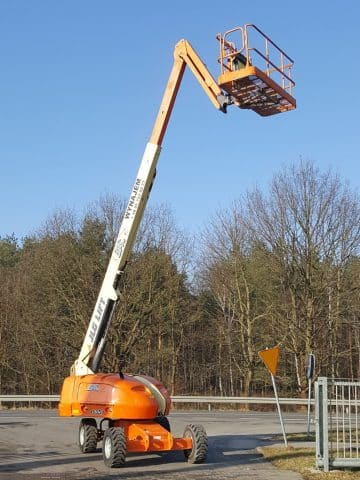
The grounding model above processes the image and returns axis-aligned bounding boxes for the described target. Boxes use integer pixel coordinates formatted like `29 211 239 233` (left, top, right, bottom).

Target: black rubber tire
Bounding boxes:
183 423 208 464
102 427 127 468
78 418 98 453
155 415 171 432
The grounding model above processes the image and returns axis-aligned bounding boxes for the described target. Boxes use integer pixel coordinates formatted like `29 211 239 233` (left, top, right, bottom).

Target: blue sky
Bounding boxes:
1 1 359 239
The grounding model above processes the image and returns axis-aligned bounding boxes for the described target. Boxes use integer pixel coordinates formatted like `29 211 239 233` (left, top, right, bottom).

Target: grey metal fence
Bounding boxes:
315 377 360 472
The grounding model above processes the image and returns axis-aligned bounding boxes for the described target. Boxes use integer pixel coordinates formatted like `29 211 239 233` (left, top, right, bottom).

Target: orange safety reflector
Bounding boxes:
258 346 280 376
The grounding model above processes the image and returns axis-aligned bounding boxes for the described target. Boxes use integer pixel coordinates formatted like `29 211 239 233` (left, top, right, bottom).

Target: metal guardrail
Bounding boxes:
0 394 313 405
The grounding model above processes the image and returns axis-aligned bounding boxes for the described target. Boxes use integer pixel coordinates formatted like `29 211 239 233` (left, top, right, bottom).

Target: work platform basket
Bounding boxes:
217 24 296 117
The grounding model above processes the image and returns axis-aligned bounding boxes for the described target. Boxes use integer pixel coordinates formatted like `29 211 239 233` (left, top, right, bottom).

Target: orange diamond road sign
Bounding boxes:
259 346 280 376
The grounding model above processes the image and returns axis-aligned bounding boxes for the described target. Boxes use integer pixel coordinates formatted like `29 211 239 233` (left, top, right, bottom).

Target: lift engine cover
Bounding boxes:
59 373 171 419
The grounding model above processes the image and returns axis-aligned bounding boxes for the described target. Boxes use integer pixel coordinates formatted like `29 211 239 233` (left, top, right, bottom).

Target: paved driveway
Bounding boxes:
0 410 305 479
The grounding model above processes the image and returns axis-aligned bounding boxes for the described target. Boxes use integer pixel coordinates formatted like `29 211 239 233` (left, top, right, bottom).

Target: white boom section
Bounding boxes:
70 39 228 377
72 142 161 376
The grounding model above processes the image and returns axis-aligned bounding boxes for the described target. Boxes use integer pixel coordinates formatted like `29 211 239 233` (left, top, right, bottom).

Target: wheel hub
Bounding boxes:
79 426 85 446
104 436 112 459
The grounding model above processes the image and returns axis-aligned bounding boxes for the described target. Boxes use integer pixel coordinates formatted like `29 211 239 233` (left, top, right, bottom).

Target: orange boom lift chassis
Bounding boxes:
59 24 296 468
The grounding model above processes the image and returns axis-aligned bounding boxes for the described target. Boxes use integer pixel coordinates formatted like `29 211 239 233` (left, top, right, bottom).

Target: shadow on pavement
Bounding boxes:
0 433 281 477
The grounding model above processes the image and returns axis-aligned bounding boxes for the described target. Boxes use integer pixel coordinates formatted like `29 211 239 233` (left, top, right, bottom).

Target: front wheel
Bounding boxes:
78 418 98 453
183 423 208 464
102 427 127 468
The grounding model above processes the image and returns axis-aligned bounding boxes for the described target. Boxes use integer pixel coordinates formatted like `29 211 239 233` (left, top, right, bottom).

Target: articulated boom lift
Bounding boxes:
59 24 296 468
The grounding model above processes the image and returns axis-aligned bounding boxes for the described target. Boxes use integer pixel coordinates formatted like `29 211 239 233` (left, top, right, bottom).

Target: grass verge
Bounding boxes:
259 445 360 480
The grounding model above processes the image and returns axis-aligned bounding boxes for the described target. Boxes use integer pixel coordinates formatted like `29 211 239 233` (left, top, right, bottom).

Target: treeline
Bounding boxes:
1 161 360 398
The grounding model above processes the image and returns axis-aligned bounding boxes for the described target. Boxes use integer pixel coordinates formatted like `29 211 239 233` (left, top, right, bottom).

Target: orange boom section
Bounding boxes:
59 374 171 419
217 24 296 116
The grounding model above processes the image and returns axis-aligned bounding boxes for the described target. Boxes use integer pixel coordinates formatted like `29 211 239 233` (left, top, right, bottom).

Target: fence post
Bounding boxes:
315 378 322 468
315 377 329 471
322 377 329 472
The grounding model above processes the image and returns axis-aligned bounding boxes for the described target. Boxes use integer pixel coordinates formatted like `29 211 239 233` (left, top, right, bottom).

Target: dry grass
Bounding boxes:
272 432 316 442
260 445 360 480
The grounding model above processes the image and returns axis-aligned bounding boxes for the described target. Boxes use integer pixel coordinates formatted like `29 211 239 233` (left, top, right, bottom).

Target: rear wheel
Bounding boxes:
78 418 98 453
102 427 126 468
183 423 208 464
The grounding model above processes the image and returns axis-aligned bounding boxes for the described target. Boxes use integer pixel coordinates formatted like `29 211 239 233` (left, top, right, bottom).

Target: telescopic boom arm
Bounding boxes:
71 40 230 376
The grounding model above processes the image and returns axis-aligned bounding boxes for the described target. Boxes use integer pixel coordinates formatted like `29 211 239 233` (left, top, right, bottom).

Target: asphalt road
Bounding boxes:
0 409 307 479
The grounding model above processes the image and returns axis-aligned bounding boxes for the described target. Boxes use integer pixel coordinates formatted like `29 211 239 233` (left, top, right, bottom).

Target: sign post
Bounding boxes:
306 353 315 436
259 346 287 447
